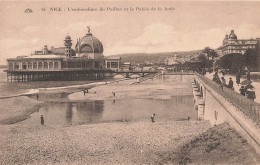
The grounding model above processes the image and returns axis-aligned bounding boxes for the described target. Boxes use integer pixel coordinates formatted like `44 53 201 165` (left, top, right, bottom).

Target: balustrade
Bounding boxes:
194 72 260 126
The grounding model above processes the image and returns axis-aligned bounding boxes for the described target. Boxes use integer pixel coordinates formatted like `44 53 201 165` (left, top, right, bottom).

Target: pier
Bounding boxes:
5 69 158 82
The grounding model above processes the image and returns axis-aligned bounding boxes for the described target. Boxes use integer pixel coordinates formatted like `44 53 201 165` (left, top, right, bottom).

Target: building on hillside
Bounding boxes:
219 30 260 55
105 57 122 71
164 54 178 65
6 27 108 82
120 62 132 71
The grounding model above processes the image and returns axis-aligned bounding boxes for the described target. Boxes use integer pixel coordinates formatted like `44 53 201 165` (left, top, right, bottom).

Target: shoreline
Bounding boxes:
0 96 43 124
0 75 259 164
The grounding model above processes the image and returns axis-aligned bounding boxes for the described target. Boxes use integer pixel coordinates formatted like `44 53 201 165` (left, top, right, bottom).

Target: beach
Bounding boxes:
0 76 259 164
0 120 212 164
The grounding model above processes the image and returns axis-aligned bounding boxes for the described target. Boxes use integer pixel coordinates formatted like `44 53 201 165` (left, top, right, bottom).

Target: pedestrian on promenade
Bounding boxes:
213 74 221 84
221 77 226 86
221 70 225 76
236 73 241 86
187 116 190 121
36 94 39 100
245 81 254 91
228 78 234 90
83 90 86 96
239 86 246 96
246 89 256 101
112 92 116 97
151 113 155 123
220 77 226 91
247 71 251 81
245 82 256 101
40 115 44 125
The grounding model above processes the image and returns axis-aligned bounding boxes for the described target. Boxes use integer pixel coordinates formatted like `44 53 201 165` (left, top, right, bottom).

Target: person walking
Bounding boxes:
220 77 226 91
36 94 39 100
239 86 246 96
236 73 241 86
151 113 156 123
228 78 234 90
247 71 251 81
245 82 256 101
40 115 44 125
246 89 256 101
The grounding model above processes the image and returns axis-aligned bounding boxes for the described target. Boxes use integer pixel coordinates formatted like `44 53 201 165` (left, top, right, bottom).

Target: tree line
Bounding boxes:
180 46 259 74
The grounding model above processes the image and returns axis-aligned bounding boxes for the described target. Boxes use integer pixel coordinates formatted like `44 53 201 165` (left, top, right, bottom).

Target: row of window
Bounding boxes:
107 62 119 68
10 62 59 70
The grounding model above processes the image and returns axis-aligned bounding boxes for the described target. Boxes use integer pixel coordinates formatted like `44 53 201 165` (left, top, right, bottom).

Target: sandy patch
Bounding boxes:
160 123 260 164
0 96 42 124
69 78 193 101
0 120 211 165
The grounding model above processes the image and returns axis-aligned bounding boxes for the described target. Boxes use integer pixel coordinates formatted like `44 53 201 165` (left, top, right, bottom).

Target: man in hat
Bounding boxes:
228 78 234 90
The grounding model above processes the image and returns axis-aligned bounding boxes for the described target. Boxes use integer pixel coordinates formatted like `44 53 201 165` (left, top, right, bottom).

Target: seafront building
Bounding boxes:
6 28 122 82
219 30 260 56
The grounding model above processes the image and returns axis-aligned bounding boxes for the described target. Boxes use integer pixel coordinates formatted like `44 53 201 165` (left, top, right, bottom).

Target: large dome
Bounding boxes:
77 33 103 54
229 30 237 40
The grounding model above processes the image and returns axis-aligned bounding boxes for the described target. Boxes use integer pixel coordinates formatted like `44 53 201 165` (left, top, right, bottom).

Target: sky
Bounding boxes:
0 1 260 65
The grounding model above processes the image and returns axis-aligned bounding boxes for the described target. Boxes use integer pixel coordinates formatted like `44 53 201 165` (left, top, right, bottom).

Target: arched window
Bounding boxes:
54 62 58 69
80 44 93 53
28 62 32 69
38 62 43 69
22 62 27 69
9 63 13 70
49 62 53 69
15 63 19 69
33 62 37 69
44 62 48 69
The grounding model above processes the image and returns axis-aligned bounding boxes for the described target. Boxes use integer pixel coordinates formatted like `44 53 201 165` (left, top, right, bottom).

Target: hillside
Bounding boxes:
107 50 202 65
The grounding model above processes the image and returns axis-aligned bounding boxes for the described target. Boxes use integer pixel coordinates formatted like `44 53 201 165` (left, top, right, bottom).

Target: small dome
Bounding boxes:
65 35 72 40
223 34 228 43
77 33 103 54
229 30 237 40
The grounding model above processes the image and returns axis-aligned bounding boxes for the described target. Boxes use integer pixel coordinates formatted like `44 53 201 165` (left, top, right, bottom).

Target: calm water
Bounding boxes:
19 74 197 126
21 96 196 125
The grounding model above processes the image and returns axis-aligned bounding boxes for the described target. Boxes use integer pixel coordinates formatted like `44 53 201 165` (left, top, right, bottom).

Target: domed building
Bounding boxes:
6 27 107 82
74 28 105 69
76 30 104 55
220 29 259 56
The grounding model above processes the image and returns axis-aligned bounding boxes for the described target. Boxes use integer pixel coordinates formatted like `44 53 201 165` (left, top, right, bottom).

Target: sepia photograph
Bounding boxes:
0 0 260 164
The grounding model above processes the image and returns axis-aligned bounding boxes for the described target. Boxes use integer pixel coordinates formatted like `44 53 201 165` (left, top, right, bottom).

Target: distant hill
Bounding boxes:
107 50 202 65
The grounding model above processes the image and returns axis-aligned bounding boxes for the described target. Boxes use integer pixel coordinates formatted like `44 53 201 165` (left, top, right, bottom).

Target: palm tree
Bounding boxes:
210 50 218 60
203 47 211 61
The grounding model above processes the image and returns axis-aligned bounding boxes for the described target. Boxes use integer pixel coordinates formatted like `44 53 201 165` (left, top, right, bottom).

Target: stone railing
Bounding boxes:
194 72 260 126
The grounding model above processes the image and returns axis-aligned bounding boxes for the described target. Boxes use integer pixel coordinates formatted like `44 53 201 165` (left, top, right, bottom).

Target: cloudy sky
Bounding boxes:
0 1 260 65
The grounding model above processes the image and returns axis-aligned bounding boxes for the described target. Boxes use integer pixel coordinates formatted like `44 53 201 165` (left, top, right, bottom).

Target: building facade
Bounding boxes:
6 28 109 81
105 57 122 71
220 30 260 55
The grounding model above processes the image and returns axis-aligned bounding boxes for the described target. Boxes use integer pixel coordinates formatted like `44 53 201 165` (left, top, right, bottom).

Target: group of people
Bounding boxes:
213 72 234 90
212 71 256 101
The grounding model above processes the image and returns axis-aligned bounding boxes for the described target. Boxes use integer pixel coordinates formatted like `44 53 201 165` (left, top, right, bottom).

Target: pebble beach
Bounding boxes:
0 77 259 164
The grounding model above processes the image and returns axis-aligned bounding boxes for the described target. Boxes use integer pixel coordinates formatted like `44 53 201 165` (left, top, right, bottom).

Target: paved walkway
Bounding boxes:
205 72 260 104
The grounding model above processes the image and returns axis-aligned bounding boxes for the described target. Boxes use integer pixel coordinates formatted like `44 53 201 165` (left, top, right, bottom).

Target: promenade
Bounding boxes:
205 72 260 104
